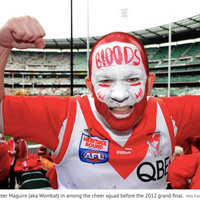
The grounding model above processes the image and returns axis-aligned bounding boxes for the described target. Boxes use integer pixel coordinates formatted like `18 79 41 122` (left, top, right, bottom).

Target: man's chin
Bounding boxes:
105 117 136 131
97 106 140 131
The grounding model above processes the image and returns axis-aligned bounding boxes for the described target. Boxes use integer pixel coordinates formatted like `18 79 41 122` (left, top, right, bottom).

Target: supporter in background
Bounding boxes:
176 134 200 154
7 137 28 189
0 133 10 189
171 146 184 162
35 145 53 162
168 146 200 189
45 165 57 189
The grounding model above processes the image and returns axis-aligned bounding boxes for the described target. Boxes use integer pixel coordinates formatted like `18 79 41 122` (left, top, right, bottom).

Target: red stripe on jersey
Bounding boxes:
54 97 77 164
157 98 175 155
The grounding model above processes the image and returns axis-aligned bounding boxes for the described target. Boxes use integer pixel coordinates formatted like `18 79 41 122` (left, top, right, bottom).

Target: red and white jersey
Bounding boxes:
168 153 200 189
2 94 200 189
0 140 10 181
52 96 174 189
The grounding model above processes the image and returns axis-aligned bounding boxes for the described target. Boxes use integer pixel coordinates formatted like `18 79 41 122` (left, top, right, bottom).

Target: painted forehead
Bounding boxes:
92 41 146 74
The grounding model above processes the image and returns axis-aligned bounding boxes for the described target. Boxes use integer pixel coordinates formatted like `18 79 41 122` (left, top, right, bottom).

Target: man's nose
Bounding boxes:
110 82 129 103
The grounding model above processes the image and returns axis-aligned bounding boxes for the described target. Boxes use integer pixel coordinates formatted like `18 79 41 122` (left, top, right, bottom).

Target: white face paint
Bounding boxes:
91 41 147 119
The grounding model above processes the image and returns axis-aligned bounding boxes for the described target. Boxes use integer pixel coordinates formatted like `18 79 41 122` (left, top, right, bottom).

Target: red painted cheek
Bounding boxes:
97 91 105 100
135 88 143 99
93 89 147 131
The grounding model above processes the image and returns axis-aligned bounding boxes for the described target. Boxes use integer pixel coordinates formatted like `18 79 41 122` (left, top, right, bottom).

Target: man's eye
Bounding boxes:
126 78 139 83
99 79 113 84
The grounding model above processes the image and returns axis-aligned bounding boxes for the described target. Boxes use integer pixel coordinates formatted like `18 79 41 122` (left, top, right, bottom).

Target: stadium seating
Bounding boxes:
20 177 52 189
20 171 44 184
4 40 200 97
184 42 200 57
171 43 192 58
150 46 169 61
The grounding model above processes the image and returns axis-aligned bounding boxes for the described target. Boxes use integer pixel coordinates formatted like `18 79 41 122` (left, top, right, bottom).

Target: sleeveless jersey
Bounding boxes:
53 96 176 189
4 94 200 189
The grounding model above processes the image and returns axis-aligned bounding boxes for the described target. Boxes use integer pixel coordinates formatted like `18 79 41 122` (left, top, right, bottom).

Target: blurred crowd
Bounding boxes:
0 134 54 189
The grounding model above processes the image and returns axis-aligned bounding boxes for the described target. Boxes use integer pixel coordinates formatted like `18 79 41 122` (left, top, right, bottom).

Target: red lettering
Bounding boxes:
86 142 103 149
85 142 89 147
113 46 123 65
101 49 106 67
83 137 89 142
105 47 113 66
89 143 93 148
124 46 134 64
94 45 141 68
97 140 102 145
95 52 102 69
90 138 94 143
133 49 140 66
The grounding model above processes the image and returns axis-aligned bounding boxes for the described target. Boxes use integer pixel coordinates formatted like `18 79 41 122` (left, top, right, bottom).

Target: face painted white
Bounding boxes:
91 41 147 119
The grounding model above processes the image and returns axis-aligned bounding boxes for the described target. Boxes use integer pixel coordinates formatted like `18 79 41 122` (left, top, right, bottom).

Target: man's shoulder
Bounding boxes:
72 94 92 104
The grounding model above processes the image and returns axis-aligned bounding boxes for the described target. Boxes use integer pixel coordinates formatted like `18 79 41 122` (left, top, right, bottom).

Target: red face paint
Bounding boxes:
97 92 105 100
98 84 111 87
135 88 143 99
130 82 141 86
88 32 149 131
91 79 148 131
95 45 141 69
93 89 147 131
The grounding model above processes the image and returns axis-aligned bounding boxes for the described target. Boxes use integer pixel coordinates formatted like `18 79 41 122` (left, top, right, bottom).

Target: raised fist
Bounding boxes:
0 15 46 49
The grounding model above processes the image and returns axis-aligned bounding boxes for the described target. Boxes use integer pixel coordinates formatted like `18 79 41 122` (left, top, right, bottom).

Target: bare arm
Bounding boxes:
0 15 46 132
0 47 10 100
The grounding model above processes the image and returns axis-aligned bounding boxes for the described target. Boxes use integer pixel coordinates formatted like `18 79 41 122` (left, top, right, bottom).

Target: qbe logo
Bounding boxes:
79 133 109 164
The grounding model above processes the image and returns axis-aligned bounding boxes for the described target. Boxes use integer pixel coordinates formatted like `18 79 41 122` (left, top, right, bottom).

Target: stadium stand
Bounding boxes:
4 41 200 97
4 13 200 97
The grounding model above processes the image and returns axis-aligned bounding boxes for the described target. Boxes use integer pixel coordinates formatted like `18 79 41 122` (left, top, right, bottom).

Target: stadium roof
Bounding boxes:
44 14 200 50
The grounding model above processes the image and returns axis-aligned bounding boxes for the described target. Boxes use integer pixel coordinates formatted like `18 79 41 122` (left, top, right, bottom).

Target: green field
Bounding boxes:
4 135 38 145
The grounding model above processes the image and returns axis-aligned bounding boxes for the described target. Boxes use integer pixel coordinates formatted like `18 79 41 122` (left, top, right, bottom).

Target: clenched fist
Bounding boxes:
0 15 46 49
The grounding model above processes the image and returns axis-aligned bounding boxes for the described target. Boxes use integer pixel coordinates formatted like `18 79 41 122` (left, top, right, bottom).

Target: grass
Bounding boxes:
4 136 38 145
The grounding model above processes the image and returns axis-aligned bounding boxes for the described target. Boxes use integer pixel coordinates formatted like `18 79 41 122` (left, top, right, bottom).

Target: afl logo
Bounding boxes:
80 150 108 164
79 133 109 164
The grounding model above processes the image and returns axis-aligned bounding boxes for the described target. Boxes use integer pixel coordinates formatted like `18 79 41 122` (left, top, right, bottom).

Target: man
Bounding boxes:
176 134 200 154
170 146 184 162
168 146 200 189
0 16 200 189
0 134 10 189
34 145 52 162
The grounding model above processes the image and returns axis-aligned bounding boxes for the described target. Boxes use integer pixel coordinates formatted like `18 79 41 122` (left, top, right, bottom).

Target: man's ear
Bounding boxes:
85 76 94 98
147 73 156 96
